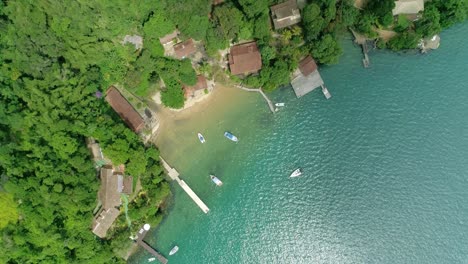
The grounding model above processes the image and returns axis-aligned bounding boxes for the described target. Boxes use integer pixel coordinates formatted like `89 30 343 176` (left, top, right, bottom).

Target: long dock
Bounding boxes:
136 224 167 264
235 84 275 113
160 157 210 213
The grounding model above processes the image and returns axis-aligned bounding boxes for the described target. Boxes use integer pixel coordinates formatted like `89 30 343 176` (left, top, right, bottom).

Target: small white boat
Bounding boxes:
290 168 302 178
224 131 238 142
275 103 285 107
210 175 223 186
148 257 156 262
169 245 179 256
197 133 206 143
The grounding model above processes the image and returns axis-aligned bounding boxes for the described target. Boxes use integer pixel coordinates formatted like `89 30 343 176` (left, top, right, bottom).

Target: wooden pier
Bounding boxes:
135 224 167 264
321 85 332 99
235 84 276 113
160 157 210 213
350 28 371 68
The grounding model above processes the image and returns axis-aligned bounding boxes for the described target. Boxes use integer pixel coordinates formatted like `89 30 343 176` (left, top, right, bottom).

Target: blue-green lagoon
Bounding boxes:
130 23 468 264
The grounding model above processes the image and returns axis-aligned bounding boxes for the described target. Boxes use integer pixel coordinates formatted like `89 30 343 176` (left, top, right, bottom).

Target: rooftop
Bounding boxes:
92 207 120 238
99 168 122 209
270 0 301 29
174 39 196 59
392 0 424 15
228 42 262 76
105 86 144 133
159 30 179 45
298 55 318 76
291 70 324 98
184 75 208 91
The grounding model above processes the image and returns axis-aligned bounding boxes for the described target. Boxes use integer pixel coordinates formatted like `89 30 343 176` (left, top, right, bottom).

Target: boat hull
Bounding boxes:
290 169 302 178
169 246 179 256
210 175 223 186
224 132 238 142
197 133 206 143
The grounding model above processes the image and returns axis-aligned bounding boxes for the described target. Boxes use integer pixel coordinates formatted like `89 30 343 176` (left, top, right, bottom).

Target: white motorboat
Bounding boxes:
148 257 156 262
224 131 238 142
290 168 302 178
210 175 223 186
198 133 206 143
169 245 179 256
275 103 285 107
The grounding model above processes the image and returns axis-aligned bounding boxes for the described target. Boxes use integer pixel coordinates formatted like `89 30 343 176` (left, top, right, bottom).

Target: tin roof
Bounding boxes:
105 86 144 133
298 55 318 76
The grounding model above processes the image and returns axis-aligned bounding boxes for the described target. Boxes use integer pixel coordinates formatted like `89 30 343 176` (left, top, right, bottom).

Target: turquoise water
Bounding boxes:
130 23 468 264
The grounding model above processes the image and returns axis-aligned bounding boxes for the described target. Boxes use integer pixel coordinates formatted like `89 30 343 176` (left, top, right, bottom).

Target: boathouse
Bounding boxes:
228 42 262 76
105 86 145 133
270 0 301 30
291 55 325 97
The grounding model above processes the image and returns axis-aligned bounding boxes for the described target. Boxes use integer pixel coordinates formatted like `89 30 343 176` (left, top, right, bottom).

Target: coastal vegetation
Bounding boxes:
0 1 171 262
0 0 467 262
359 0 468 50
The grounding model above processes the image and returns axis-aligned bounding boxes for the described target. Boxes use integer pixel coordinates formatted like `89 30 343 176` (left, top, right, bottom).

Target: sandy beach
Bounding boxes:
151 83 260 161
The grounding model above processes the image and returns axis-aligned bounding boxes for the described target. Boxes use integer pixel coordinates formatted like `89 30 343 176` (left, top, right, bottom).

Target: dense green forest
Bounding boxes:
0 0 467 262
0 1 173 263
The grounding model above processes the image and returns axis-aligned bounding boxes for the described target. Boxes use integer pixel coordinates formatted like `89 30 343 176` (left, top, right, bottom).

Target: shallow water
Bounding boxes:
130 23 468 264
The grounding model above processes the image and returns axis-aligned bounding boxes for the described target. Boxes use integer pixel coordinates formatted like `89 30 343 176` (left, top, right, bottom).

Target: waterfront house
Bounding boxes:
298 55 318 76
174 39 196 59
114 171 133 195
291 55 326 98
159 30 179 45
392 0 424 17
99 168 123 209
92 207 120 238
183 75 208 99
105 86 145 133
270 0 301 30
228 42 262 76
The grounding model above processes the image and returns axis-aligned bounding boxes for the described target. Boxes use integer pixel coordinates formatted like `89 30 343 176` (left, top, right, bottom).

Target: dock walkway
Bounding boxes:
160 157 210 213
350 28 371 68
235 84 276 113
136 225 167 264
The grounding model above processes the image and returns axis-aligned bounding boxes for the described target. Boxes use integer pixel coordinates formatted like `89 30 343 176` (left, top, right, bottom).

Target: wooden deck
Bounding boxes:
160 157 210 213
136 226 167 264
235 84 275 113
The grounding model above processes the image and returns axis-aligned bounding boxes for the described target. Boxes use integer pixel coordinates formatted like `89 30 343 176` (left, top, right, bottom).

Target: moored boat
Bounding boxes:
197 132 206 143
224 131 238 142
169 246 179 256
210 175 223 186
275 102 285 107
290 168 302 178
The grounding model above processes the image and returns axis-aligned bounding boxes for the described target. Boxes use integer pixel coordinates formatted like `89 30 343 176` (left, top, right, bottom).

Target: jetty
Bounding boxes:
160 157 210 213
350 28 371 68
235 84 276 113
321 85 331 99
135 224 167 264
